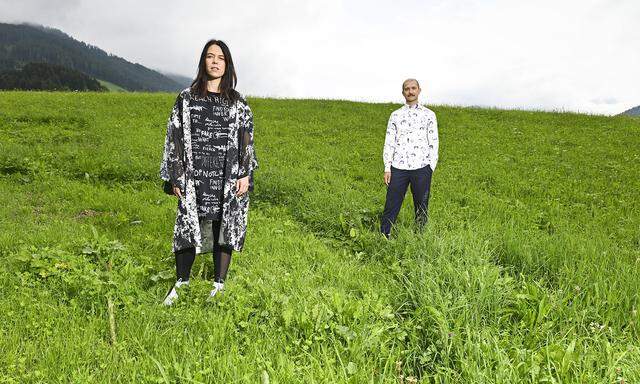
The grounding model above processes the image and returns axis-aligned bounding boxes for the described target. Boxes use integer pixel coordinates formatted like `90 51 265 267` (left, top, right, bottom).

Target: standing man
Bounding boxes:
381 78 439 238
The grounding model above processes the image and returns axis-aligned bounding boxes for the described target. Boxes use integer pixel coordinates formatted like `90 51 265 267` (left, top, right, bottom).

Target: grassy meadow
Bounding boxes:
0 91 639 383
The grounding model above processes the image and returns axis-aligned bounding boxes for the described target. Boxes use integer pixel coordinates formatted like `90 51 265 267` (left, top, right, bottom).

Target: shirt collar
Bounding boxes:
403 103 422 110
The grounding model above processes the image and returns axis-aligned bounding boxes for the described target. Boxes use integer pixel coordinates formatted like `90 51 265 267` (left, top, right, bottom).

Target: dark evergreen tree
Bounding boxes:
0 62 107 91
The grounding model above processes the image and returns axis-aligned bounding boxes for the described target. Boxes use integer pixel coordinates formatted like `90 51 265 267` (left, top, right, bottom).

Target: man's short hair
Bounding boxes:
402 78 420 89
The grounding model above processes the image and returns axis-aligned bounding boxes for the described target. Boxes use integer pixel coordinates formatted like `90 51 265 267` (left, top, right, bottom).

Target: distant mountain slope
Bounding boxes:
0 22 183 92
0 62 106 91
620 105 640 116
161 71 193 89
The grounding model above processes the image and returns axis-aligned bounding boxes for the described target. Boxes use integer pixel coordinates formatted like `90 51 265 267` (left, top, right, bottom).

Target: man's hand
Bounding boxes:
236 176 250 196
384 171 391 186
172 185 182 199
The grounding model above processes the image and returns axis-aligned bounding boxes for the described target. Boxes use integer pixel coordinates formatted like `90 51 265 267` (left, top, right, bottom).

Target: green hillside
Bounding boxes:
0 92 639 382
0 23 183 92
98 79 127 92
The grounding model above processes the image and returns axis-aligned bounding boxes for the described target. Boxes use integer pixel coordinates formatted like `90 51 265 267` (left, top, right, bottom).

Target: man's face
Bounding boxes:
205 44 226 79
402 80 421 103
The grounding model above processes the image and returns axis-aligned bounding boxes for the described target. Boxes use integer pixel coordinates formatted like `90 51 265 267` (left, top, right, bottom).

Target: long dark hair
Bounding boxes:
190 39 239 103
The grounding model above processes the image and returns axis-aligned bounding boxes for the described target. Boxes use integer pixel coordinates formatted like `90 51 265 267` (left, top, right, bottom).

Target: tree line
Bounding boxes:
0 62 107 91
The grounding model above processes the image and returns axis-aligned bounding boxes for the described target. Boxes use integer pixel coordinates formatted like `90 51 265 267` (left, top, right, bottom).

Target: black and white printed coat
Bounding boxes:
160 87 258 253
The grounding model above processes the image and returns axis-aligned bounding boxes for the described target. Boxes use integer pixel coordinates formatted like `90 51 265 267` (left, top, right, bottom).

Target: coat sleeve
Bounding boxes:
237 102 258 180
160 93 186 191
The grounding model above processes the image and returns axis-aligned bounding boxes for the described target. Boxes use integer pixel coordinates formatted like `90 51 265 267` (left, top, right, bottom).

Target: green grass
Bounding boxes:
0 91 639 382
97 79 127 92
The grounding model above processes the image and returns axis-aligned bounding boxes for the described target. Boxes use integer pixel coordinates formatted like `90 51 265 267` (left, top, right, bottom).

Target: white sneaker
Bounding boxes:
162 279 189 306
208 281 225 300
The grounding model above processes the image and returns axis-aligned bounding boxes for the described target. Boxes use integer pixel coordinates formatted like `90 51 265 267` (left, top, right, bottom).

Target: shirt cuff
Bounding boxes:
384 165 391 172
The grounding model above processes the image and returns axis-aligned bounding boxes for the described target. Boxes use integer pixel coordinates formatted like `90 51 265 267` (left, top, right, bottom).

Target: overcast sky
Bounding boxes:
1 0 639 115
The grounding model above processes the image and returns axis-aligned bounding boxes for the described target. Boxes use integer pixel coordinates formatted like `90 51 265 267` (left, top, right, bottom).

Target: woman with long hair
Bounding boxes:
160 39 258 305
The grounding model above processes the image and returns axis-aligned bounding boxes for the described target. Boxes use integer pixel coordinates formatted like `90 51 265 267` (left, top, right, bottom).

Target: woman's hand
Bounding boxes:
172 185 183 199
236 176 249 196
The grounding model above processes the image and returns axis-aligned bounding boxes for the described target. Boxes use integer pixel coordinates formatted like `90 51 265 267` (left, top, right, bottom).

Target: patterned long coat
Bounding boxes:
160 87 258 253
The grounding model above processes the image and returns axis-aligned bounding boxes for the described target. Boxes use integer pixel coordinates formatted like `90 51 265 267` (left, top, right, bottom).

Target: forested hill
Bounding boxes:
0 23 183 92
621 105 640 116
0 62 106 91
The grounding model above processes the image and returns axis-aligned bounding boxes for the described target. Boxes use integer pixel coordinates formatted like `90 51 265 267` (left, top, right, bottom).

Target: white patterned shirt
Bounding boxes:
383 103 439 172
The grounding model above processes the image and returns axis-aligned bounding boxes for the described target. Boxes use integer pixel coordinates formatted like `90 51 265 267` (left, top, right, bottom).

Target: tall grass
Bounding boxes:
0 91 638 382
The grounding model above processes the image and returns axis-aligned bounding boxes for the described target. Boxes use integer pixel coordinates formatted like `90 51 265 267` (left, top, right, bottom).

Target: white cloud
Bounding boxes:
1 0 638 115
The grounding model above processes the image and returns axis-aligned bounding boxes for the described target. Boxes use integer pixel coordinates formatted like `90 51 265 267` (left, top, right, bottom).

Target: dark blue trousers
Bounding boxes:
380 165 433 237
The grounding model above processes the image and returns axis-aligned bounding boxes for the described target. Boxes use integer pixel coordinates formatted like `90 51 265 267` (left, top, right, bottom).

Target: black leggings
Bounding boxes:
174 220 233 283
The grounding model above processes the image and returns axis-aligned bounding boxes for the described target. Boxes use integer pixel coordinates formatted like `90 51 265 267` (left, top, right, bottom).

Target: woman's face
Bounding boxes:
205 44 226 79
